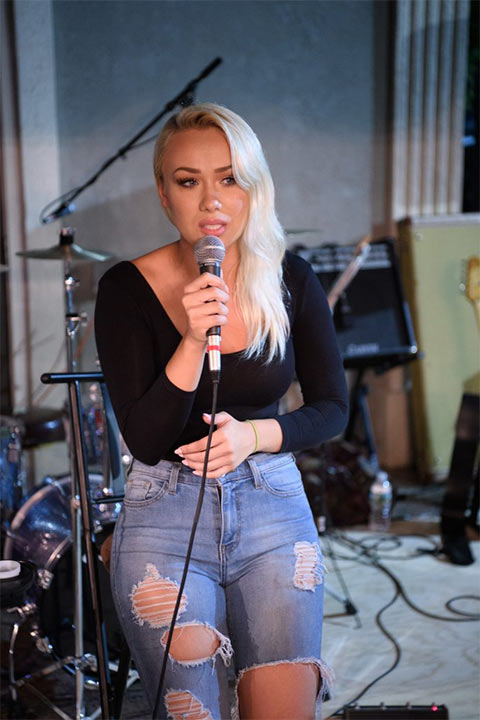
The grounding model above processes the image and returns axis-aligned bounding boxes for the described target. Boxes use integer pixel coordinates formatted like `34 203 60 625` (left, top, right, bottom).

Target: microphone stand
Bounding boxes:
41 57 223 224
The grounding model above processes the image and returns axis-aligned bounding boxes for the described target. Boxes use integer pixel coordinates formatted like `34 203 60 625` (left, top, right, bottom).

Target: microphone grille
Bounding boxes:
194 236 226 266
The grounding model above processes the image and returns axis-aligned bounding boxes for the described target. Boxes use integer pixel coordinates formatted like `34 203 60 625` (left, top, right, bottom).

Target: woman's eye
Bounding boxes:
222 175 236 186
176 177 197 187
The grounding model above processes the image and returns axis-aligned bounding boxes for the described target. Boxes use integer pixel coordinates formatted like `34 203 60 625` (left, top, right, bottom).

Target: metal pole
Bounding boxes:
63 251 86 719
69 380 112 717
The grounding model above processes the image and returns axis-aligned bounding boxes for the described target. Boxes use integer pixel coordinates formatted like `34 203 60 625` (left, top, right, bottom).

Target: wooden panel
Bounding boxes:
398 216 480 478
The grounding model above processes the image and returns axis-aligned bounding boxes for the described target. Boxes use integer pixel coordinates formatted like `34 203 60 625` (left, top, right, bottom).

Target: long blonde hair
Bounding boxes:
154 103 289 362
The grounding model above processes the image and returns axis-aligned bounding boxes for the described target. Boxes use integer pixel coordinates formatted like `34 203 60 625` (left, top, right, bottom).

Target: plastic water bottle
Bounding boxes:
368 470 392 532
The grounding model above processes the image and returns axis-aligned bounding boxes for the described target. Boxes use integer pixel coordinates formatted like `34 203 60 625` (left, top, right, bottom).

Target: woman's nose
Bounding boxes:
201 190 222 212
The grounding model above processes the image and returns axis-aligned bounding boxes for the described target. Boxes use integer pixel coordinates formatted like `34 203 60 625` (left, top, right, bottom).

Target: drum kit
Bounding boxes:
1 228 133 720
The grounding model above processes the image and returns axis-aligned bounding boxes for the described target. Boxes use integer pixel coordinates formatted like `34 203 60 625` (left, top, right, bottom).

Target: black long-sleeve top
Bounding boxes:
94 251 348 465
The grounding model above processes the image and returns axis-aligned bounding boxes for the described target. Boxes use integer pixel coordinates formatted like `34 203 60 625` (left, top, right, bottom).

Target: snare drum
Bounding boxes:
3 474 122 657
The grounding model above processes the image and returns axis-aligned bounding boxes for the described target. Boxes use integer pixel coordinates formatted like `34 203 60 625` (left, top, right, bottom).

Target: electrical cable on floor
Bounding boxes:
324 531 442 562
327 581 402 717
323 531 479 717
151 379 219 719
445 595 480 618
350 532 442 560
333 532 480 621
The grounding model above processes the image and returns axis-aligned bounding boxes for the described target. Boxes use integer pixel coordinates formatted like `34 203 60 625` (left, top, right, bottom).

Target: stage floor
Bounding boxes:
1 486 479 720
321 530 479 720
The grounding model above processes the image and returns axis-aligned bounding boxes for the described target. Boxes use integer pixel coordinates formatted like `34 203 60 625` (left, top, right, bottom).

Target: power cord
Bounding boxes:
335 532 480 622
329 583 402 716
324 532 479 717
151 379 219 719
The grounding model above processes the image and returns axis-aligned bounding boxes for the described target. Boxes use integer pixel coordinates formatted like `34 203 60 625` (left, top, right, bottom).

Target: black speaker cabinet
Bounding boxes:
295 239 418 369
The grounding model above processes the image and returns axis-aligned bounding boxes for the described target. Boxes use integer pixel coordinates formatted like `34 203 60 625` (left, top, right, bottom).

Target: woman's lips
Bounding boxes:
199 222 226 236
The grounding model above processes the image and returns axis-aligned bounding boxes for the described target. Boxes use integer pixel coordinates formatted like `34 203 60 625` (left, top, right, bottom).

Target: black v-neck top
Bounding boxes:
94 251 348 464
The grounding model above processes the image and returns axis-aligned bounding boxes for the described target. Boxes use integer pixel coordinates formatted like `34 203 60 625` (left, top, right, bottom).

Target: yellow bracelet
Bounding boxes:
246 419 259 454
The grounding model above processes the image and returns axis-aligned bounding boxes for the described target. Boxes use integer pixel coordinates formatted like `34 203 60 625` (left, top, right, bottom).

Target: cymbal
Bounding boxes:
17 242 114 262
285 228 321 235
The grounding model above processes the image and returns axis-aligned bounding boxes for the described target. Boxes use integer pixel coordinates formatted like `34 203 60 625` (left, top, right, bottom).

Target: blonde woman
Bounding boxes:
95 103 348 719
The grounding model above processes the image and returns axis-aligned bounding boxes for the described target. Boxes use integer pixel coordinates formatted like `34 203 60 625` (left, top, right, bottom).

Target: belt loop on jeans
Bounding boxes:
246 457 263 489
168 463 180 495
125 457 135 479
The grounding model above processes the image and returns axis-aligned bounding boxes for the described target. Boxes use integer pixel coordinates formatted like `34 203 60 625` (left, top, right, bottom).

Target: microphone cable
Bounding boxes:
152 377 219 719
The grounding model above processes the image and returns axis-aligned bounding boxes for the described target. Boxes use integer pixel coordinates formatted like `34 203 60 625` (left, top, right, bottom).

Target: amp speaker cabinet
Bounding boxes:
398 217 480 479
295 239 418 369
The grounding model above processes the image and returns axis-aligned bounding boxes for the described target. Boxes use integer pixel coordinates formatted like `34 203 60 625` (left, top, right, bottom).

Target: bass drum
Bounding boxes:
3 474 123 659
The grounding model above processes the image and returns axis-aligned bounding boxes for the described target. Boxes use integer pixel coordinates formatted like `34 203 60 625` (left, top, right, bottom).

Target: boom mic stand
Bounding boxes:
40 57 223 225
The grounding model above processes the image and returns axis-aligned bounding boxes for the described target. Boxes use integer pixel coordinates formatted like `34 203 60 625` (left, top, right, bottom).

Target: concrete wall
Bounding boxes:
52 0 378 250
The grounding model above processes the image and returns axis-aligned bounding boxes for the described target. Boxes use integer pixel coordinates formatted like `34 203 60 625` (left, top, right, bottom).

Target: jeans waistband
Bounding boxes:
128 451 296 488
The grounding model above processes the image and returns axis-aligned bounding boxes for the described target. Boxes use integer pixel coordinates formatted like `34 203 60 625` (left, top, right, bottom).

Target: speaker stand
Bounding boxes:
344 368 380 476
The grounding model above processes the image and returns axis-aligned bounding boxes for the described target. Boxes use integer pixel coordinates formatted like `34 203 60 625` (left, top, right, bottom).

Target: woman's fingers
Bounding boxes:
177 442 225 465
189 301 229 322
175 414 247 478
181 273 230 344
184 272 229 297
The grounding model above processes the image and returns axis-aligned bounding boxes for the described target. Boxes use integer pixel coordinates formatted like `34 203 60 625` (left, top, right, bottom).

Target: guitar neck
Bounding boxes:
328 256 364 310
327 235 371 312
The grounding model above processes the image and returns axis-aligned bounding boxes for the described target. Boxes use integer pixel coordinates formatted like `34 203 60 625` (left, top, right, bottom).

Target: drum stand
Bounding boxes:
8 229 132 718
54 245 112 718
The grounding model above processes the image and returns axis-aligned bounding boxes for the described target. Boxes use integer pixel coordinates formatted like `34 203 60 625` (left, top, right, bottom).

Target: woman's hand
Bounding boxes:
175 412 257 478
182 273 230 346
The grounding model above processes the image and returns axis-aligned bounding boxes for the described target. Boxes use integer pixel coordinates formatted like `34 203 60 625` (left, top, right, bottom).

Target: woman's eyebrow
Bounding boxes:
173 165 232 174
173 166 200 173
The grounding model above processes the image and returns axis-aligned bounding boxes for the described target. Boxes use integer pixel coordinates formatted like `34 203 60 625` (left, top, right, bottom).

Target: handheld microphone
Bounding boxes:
193 235 226 382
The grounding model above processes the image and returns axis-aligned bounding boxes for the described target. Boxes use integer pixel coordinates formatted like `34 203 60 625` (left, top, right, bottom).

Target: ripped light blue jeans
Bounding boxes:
111 451 330 719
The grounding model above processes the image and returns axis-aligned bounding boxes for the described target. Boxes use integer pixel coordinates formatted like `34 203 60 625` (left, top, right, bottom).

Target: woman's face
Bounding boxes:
157 127 249 249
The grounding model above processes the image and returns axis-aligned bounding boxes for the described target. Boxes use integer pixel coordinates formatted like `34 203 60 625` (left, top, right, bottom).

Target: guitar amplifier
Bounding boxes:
295 239 418 369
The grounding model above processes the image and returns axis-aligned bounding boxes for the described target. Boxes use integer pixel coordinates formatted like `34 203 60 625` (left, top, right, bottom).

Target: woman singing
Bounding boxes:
95 103 348 719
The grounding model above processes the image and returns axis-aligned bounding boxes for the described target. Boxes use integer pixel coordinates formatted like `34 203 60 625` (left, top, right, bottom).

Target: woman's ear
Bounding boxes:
157 179 169 210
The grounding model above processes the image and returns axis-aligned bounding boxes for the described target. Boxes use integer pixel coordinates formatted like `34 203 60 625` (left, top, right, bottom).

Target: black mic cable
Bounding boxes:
152 380 219 719
152 236 226 718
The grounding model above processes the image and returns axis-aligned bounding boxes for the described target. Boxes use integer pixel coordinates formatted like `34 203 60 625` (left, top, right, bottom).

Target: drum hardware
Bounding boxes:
36 567 55 590
20 406 66 449
0 559 73 713
285 228 321 235
16 227 115 263
15 229 120 719
40 371 130 720
0 416 26 523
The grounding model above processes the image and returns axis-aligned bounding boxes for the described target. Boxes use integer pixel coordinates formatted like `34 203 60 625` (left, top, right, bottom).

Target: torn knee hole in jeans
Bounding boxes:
161 622 233 667
130 564 187 627
130 565 233 667
293 541 324 591
165 689 213 720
